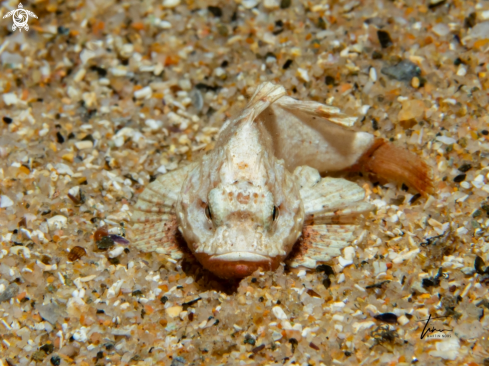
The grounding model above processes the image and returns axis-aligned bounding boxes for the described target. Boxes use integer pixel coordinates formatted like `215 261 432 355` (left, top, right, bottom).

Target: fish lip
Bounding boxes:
209 252 271 262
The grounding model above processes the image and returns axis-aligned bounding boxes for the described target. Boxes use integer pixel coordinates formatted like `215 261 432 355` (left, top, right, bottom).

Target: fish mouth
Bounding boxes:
211 252 270 262
193 251 284 279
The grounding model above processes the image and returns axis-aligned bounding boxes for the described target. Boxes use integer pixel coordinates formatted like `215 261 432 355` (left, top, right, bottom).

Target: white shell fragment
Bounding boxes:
46 215 68 231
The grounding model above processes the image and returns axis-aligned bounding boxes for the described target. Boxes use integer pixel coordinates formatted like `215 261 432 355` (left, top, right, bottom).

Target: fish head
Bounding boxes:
176 155 304 279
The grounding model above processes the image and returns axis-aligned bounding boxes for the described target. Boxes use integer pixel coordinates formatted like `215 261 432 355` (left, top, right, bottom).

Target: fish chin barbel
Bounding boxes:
129 82 433 279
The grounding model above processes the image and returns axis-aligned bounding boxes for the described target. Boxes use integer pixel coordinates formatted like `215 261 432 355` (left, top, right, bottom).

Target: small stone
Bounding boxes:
3 93 19 105
50 356 61 366
166 306 183 318
38 302 62 324
432 23 450 37
46 215 68 231
398 100 425 121
3 116 13 124
163 0 180 8
31 351 47 362
264 0 279 9
382 60 421 82
207 6 222 17
280 0 291 9
0 283 19 302
453 174 466 183
97 236 115 250
374 313 398 324
242 0 259 9
170 356 186 366
134 86 152 99
0 195 14 208
377 30 393 48
411 76 420 88
272 306 288 320
75 140 93 150
108 246 124 258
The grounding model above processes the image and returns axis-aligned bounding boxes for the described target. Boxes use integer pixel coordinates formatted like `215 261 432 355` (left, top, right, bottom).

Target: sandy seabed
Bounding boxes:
1 0 489 365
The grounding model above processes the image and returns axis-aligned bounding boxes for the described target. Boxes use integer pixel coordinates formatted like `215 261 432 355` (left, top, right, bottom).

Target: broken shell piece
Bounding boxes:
47 215 68 231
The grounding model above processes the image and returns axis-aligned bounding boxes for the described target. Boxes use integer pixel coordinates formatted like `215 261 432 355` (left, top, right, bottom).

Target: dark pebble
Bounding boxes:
207 6 222 17
377 30 393 48
372 119 379 130
56 132 65 144
325 75 335 85
3 116 13 124
50 356 61 366
0 283 19 302
131 290 143 297
482 130 489 135
422 277 440 288
475 255 486 275
322 278 331 289
40 343 55 355
280 0 291 9
374 312 398 324
453 174 466 183
317 17 326 30
381 60 421 82
170 356 186 366
57 26 70 35
458 163 472 172
96 236 115 250
464 12 476 28
244 335 256 345
252 344 265 353
372 50 383 59
316 264 335 276
160 295 168 304
282 59 293 70
453 58 463 66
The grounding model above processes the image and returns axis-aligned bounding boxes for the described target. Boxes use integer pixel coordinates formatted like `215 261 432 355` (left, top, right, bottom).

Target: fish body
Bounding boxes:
130 83 433 278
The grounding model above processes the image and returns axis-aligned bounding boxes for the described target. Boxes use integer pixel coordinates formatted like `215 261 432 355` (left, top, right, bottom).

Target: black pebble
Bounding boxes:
316 264 335 276
282 59 293 70
482 130 489 135
453 174 466 183
475 255 486 275
50 356 61 366
160 296 168 304
372 119 379 130
458 163 472 172
208 6 222 17
56 132 65 144
453 58 463 66
3 116 13 124
377 30 393 48
374 312 398 324
325 75 335 85
464 13 476 28
322 277 331 289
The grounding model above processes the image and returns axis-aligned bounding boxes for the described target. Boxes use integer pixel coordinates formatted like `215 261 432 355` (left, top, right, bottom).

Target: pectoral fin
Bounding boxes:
286 166 373 269
128 163 197 258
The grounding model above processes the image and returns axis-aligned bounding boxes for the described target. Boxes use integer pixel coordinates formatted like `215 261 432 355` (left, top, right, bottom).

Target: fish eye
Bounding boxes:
205 204 212 221
272 206 279 221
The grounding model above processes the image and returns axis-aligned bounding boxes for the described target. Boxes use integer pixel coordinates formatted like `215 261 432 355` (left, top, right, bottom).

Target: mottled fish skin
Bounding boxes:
130 82 433 279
